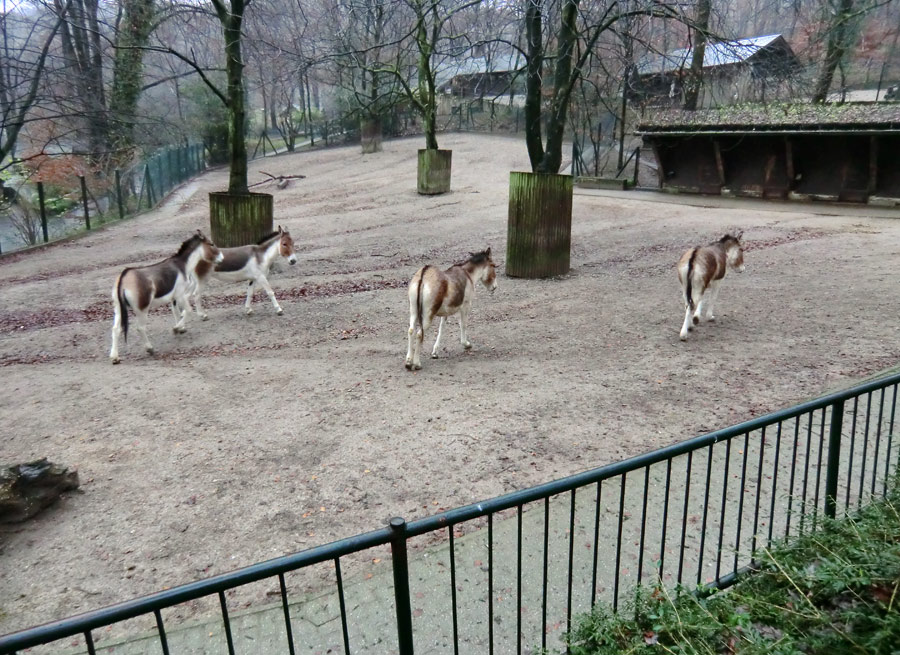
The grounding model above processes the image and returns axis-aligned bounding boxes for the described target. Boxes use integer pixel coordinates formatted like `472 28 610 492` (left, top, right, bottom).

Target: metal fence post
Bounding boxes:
633 147 641 188
115 169 125 219
79 175 91 230
37 181 49 242
824 400 845 519
389 517 415 655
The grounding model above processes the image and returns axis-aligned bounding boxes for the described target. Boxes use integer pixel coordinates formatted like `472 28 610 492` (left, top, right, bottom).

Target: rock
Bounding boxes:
0 459 79 523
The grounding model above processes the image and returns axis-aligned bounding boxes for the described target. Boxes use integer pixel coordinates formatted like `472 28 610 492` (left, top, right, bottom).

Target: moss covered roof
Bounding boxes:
636 102 900 134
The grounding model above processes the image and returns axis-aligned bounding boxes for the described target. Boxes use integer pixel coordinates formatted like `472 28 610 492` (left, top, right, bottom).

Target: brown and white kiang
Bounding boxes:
109 230 223 364
676 232 745 341
189 226 298 318
405 248 498 370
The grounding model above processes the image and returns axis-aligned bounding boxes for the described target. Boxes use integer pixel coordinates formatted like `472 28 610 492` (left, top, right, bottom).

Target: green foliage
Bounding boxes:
566 483 900 655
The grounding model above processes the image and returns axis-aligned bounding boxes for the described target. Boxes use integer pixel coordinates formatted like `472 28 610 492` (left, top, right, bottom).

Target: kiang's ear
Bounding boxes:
486 247 491 257
735 229 744 241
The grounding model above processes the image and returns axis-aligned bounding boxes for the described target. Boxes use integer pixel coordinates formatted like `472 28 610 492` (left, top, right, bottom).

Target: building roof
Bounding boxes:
435 51 522 87
636 34 787 77
636 102 900 135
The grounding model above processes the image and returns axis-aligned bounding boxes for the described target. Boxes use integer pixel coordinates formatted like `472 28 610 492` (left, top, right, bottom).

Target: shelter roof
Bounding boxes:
636 34 789 77
636 102 900 135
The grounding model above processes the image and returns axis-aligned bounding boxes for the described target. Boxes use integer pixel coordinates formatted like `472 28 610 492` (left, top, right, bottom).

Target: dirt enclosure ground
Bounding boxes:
2 133 900 637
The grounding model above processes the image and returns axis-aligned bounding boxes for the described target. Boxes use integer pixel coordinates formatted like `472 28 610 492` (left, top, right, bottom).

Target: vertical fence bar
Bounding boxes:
697 444 714 587
734 433 750 574
637 467 650 583
884 385 898 496
516 505 522 655
448 527 459 655
859 393 873 509
677 452 692 586
825 400 845 519
115 169 125 219
488 513 494 655
767 422 783 546
541 497 550 653
659 459 672 582
591 481 602 607
786 418 801 538
37 181 48 243
278 573 297 655
716 439 732 580
613 474 627 611
846 396 859 511
389 517 414 655
566 489 576 654
79 175 91 230
217 591 236 655
153 609 171 655
871 388 886 496
84 630 96 655
632 147 641 187
335 558 351 655
812 409 827 530
800 412 814 534
751 427 767 561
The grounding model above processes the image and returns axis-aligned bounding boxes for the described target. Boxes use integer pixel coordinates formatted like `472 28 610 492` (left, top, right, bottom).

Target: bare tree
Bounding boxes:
0 0 68 170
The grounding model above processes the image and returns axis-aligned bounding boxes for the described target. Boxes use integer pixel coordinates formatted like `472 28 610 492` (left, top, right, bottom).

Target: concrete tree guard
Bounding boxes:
417 149 452 195
506 171 573 278
209 192 274 248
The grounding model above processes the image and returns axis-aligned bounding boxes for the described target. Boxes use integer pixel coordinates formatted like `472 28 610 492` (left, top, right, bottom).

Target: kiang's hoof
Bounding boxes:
276 308 284 316
245 309 254 316
145 347 155 355
111 357 120 365
463 343 472 350
200 314 209 322
431 353 439 359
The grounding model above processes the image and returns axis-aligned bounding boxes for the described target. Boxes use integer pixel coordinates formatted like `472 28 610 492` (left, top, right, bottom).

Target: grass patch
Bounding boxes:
566 484 900 654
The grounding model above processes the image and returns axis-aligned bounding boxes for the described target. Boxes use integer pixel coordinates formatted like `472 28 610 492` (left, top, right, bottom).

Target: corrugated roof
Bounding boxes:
636 34 783 76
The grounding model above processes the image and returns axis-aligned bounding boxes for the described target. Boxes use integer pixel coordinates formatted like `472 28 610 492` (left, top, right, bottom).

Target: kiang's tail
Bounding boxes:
684 249 699 323
415 266 429 334
116 270 130 343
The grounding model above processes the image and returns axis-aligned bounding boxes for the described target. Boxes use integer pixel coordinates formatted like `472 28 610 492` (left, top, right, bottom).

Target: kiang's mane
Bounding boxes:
256 230 281 245
174 233 202 257
457 249 491 267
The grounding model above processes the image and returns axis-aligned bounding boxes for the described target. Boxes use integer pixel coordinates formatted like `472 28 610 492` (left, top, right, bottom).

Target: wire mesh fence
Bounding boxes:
0 144 205 255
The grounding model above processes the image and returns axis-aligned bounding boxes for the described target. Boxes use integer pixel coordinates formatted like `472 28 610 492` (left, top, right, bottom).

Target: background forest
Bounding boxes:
0 0 898 246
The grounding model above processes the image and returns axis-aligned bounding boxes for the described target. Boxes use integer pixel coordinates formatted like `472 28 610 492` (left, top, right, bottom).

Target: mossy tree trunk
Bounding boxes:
209 192 273 247
361 117 383 153
210 0 249 194
506 172 572 278
417 149 452 195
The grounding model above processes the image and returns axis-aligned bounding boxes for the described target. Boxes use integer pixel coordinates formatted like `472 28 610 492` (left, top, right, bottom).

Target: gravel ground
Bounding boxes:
1 132 900 637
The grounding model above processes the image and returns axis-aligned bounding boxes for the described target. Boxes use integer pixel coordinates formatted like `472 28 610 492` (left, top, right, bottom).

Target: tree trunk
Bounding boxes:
109 0 155 158
417 149 452 195
209 192 273 247
1 459 79 523
506 171 573 278
811 0 855 103
223 9 248 193
360 117 383 153
682 0 711 110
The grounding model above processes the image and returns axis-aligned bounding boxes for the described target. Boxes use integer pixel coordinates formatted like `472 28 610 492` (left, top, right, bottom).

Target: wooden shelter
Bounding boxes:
633 34 799 108
636 103 900 205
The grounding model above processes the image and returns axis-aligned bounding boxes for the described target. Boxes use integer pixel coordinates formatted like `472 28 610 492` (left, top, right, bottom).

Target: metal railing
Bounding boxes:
2 372 898 655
